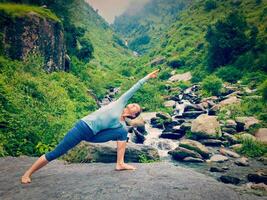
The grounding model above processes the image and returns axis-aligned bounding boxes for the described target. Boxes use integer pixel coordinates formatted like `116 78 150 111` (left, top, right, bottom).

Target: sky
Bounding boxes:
86 0 150 24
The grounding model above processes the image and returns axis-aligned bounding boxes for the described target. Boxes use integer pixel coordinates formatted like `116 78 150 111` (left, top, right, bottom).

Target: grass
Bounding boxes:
0 3 60 22
236 138 267 158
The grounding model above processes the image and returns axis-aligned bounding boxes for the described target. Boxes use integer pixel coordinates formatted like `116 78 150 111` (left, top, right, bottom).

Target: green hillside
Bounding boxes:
112 0 193 55
153 0 267 78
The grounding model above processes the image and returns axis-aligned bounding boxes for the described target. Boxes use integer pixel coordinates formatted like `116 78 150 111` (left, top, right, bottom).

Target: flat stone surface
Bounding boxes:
0 156 265 200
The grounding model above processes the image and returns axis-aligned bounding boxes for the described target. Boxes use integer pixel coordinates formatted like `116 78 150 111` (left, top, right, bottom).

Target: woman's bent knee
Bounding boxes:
44 152 54 162
117 129 128 141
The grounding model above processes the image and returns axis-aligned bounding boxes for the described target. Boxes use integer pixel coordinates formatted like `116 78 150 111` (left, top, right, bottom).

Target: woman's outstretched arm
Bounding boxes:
117 69 160 105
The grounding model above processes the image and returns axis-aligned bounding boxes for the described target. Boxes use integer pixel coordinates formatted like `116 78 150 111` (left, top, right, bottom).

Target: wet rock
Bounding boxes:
168 146 202 160
221 127 236 134
156 112 172 120
235 117 260 131
209 154 229 162
182 111 206 118
254 128 267 144
179 139 210 158
229 144 242 151
219 175 241 185
225 119 237 129
222 132 238 144
235 157 249 166
247 171 267 184
62 141 160 163
163 120 180 130
199 139 224 146
258 157 267 165
210 96 240 113
180 122 192 132
210 167 225 172
219 148 240 158
160 132 184 140
183 157 204 163
249 183 267 191
150 117 164 129
132 127 146 143
157 141 176 150
191 114 221 139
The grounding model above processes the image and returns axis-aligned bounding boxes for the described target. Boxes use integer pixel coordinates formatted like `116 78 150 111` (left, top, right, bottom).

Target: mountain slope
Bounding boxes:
112 0 193 55
154 0 267 75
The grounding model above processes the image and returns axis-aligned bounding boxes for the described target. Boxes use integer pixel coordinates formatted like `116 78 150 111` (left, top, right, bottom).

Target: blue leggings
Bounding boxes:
45 119 128 162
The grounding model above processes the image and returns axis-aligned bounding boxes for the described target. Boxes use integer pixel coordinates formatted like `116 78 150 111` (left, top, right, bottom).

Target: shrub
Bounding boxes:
201 75 223 96
215 65 243 83
158 69 172 80
241 71 267 89
77 38 94 62
191 67 208 83
258 80 267 102
204 0 217 12
167 57 185 68
236 138 267 158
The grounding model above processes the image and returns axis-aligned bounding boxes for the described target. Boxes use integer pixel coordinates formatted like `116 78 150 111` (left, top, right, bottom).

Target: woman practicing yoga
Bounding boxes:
21 69 159 184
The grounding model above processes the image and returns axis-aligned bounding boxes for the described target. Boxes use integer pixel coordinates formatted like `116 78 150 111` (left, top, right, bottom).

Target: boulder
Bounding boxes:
221 127 236 134
219 148 240 158
182 111 206 118
199 139 224 146
168 147 202 160
191 114 221 139
249 183 267 191
247 171 267 184
210 167 225 173
210 96 240 112
179 139 210 158
168 72 192 82
219 175 240 185
62 141 160 163
225 119 237 129
222 132 238 144
160 132 184 140
183 157 204 163
234 157 249 166
209 154 229 162
156 112 172 120
235 117 260 131
254 128 267 144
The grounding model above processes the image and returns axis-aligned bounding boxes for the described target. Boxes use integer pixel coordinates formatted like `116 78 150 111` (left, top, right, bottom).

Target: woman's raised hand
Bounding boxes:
147 69 160 79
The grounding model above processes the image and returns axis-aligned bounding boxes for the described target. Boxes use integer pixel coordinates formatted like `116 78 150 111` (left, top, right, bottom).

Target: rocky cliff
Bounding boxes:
0 7 67 72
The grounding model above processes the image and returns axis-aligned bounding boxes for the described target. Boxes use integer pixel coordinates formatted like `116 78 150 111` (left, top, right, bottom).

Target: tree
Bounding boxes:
205 11 255 70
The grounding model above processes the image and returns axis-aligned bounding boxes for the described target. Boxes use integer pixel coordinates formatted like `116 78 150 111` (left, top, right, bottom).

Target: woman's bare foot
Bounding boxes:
21 174 31 184
115 163 137 171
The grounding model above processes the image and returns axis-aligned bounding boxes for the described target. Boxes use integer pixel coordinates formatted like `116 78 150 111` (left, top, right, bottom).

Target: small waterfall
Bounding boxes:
141 112 179 157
